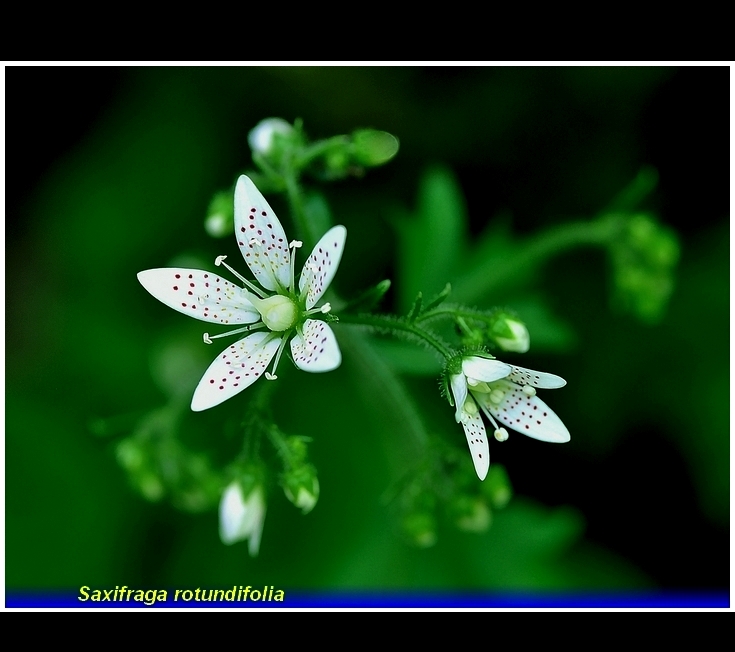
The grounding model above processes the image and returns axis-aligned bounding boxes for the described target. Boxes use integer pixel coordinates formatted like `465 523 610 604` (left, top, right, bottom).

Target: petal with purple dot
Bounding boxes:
191 332 282 411
289 319 341 372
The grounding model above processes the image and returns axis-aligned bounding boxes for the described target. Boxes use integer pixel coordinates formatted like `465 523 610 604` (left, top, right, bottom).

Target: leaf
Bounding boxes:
393 165 467 312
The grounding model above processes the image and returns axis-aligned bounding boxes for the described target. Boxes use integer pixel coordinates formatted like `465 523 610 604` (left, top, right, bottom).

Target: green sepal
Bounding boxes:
422 283 452 313
407 292 423 323
339 279 391 314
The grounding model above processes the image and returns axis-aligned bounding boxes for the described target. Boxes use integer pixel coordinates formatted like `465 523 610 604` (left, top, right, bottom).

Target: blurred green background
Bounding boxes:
6 66 729 598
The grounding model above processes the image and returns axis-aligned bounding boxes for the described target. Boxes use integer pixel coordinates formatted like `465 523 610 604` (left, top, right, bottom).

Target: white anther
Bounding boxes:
203 333 212 344
494 428 509 442
463 397 479 417
265 372 278 381
489 389 505 404
523 385 536 397
289 240 303 249
215 255 227 266
320 302 332 314
467 377 480 387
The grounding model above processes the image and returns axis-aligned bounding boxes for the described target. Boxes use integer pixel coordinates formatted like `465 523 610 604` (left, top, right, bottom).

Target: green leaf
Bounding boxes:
393 165 467 311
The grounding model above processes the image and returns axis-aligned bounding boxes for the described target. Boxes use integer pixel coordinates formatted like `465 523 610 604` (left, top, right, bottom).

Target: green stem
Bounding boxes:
283 169 316 250
454 215 620 303
337 312 454 360
296 135 350 169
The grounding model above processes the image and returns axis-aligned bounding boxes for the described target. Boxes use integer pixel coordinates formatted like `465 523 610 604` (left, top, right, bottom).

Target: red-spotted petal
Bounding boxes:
234 175 291 292
191 332 281 411
289 319 341 372
507 365 566 389
137 268 260 325
298 226 346 309
460 408 490 481
477 379 570 443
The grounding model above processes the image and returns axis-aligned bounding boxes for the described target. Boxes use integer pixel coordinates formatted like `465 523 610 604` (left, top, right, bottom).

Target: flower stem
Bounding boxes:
337 312 454 360
452 215 620 303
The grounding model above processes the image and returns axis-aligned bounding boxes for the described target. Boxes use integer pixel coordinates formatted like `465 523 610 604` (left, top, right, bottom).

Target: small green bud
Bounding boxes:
453 495 492 533
401 511 437 548
204 191 234 238
481 464 513 509
351 129 400 166
490 314 530 353
284 475 320 515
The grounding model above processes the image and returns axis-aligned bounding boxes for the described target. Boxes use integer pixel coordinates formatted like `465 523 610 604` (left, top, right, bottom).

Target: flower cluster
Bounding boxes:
138 174 346 412
448 355 570 480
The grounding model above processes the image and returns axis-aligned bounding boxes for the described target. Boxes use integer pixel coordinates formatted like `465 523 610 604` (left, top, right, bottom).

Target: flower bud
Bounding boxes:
481 464 513 509
219 480 267 556
283 475 320 515
204 191 234 238
453 495 492 533
248 118 296 156
351 129 400 166
490 315 530 353
401 511 437 548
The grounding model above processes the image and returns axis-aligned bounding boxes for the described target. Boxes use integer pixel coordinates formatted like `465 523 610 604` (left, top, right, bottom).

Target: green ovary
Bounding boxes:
255 295 299 332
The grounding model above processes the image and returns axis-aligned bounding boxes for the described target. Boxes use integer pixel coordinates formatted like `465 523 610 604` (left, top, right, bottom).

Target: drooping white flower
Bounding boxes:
449 355 570 480
138 174 346 411
219 481 267 556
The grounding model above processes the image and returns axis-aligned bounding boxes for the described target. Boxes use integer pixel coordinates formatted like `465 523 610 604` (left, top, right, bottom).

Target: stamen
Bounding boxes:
214 255 268 298
267 334 290 381
463 397 479 417
523 385 536 397
489 388 505 404
494 428 509 442
303 302 334 318
288 240 302 291
202 323 265 345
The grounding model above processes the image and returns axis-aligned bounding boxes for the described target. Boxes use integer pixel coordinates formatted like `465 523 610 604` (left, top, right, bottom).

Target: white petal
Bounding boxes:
290 320 341 372
462 356 512 383
298 225 346 309
507 364 567 389
138 268 260 325
478 379 570 443
459 408 490 481
219 482 248 545
449 373 468 423
191 332 282 411
234 175 291 291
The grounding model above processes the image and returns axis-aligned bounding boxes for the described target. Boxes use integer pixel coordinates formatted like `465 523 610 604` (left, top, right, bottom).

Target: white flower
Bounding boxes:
449 356 570 481
219 481 266 555
138 174 346 411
